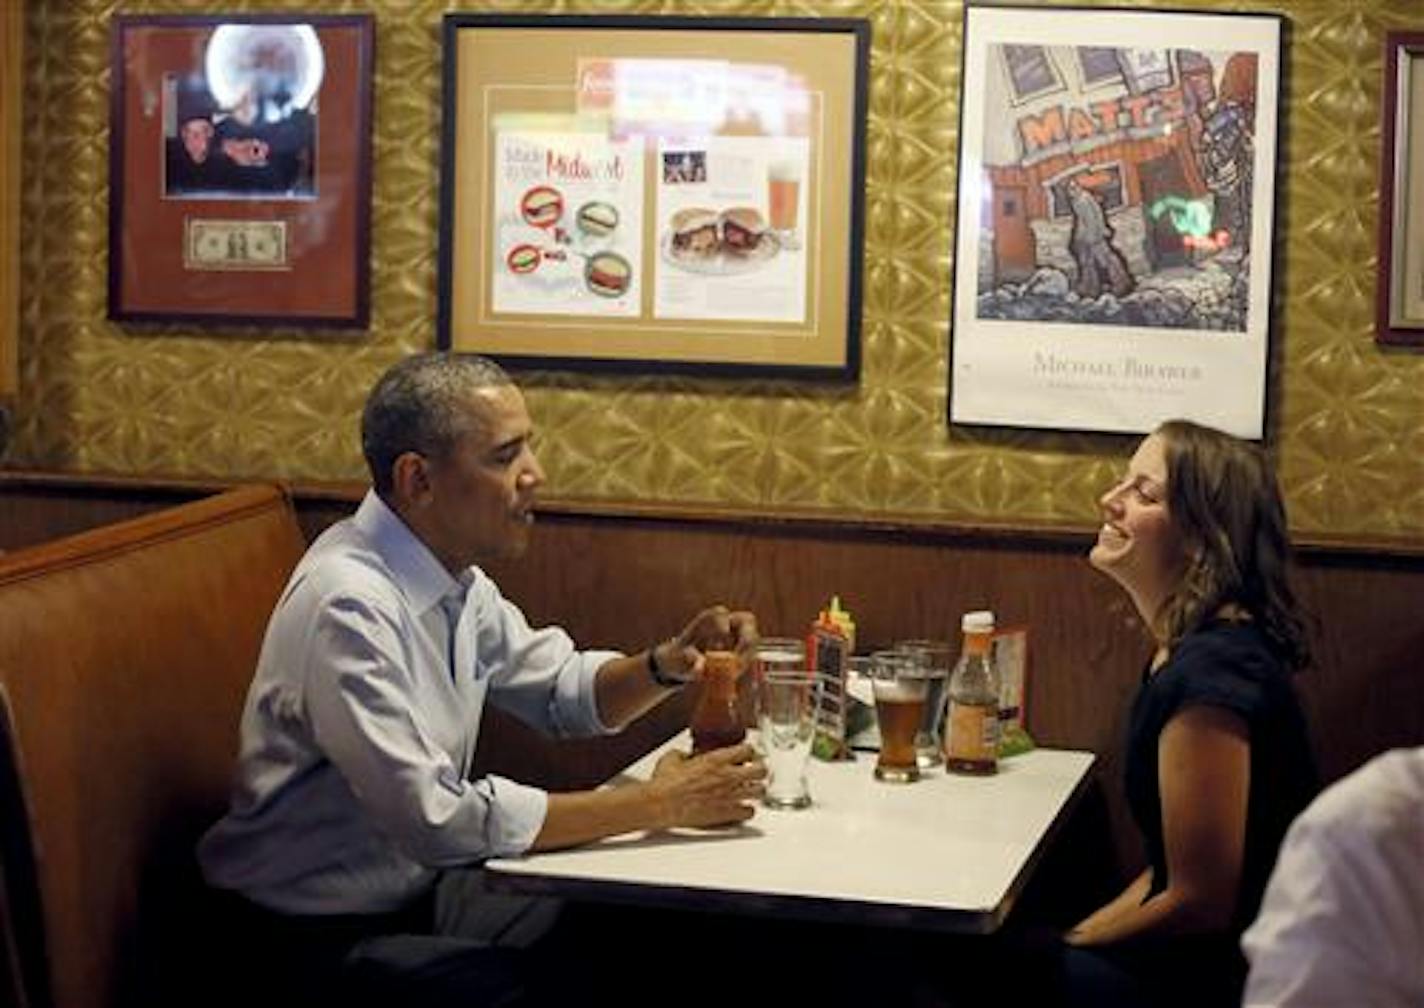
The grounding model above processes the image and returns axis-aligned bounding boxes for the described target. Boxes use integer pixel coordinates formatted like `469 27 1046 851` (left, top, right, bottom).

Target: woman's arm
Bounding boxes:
1069 704 1250 946
1066 869 1151 944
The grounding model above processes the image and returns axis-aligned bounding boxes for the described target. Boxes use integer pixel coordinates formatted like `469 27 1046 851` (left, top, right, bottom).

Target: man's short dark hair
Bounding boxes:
360 352 512 496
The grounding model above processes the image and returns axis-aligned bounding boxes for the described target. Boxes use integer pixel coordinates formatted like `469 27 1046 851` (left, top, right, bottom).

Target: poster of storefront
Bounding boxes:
438 15 868 378
949 5 1282 438
491 130 643 317
653 135 810 323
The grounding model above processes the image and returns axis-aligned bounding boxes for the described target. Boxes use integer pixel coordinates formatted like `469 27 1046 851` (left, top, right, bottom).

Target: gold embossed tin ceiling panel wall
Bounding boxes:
11 0 1423 542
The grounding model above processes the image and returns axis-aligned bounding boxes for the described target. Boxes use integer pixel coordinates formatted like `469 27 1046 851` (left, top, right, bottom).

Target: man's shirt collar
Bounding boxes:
352 490 471 615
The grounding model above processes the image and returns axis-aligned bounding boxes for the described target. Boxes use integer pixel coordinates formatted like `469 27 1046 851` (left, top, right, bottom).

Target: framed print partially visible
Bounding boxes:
438 14 869 378
108 14 374 327
991 627 1031 747
950 4 1283 437
2 0 20 401
1377 33 1424 347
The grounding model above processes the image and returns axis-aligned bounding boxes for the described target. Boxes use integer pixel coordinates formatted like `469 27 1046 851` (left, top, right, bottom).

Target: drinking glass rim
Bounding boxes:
755 636 807 652
867 650 940 680
895 641 953 676
760 669 817 683
894 638 952 658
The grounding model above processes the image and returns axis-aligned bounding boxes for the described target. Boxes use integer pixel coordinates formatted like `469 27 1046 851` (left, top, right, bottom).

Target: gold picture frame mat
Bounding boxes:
456 82 826 357
444 22 863 371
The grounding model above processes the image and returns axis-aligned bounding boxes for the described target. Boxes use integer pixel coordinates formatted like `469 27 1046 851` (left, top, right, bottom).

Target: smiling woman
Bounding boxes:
1052 418 1319 1008
1089 432 1181 629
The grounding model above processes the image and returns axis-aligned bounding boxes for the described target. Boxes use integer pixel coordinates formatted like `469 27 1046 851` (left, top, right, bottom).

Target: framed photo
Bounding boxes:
950 5 1283 438
1377 33 1424 347
438 14 870 378
108 14 374 328
991 627 1031 737
2 0 19 402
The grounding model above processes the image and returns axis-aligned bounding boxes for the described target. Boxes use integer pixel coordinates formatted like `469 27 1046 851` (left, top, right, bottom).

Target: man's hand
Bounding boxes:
222 137 270 166
655 605 760 684
647 742 766 829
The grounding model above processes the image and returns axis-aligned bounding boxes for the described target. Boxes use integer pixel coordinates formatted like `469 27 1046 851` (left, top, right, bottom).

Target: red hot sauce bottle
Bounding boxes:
691 650 747 754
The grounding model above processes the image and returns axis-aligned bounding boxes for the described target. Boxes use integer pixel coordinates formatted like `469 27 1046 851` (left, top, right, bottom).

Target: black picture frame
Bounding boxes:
949 3 1283 438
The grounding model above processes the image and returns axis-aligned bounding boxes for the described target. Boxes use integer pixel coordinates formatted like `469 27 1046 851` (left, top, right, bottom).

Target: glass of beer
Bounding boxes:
869 650 928 782
895 639 952 769
767 159 802 249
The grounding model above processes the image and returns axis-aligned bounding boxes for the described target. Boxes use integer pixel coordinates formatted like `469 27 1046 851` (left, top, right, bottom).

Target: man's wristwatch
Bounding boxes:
647 640 692 688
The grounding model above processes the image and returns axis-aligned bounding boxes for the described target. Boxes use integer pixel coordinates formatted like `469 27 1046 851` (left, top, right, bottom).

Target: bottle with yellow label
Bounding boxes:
945 610 1000 775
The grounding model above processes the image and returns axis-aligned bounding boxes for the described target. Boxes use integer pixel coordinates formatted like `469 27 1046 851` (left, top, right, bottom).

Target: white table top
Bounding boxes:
485 734 1096 933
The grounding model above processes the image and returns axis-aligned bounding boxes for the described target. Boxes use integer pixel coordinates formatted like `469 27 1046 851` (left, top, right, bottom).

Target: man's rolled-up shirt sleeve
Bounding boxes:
303 594 548 865
470 571 621 737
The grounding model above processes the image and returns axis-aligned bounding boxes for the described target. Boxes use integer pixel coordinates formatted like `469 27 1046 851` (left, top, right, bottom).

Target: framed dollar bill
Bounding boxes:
438 14 870 377
107 14 374 327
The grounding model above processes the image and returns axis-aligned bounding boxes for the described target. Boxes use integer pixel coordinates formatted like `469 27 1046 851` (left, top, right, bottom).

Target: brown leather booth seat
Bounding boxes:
0 485 306 1008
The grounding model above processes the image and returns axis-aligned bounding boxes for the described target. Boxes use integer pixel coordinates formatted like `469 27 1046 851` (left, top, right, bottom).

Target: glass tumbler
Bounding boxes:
895 639 952 768
868 650 929 783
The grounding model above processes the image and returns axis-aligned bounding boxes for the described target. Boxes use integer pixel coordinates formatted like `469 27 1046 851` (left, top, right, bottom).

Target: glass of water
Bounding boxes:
749 637 807 735
757 670 820 809
755 637 807 675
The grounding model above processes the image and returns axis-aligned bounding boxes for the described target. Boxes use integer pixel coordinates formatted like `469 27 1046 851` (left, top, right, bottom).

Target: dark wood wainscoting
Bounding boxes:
3 471 1421 885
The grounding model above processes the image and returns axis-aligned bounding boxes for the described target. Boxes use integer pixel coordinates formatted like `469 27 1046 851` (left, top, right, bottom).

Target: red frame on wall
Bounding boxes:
107 14 373 328
1377 32 1424 347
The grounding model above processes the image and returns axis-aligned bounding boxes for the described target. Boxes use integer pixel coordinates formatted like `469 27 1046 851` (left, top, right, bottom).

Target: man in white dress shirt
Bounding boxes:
1241 746 1424 1007
199 352 764 1005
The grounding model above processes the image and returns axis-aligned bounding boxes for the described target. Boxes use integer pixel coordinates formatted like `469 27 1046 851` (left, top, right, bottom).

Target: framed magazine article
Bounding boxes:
438 14 870 378
991 627 1031 738
1377 32 1424 347
949 4 1282 437
108 14 374 328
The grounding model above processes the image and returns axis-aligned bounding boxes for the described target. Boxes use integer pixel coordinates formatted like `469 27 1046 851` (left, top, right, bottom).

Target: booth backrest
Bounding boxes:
0 484 306 1008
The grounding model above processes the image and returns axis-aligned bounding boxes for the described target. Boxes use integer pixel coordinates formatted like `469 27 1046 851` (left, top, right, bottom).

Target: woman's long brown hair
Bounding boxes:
1153 420 1311 670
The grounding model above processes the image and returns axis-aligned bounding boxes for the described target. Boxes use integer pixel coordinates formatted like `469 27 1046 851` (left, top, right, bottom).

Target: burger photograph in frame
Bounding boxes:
108 14 374 328
437 14 870 378
949 4 1282 438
